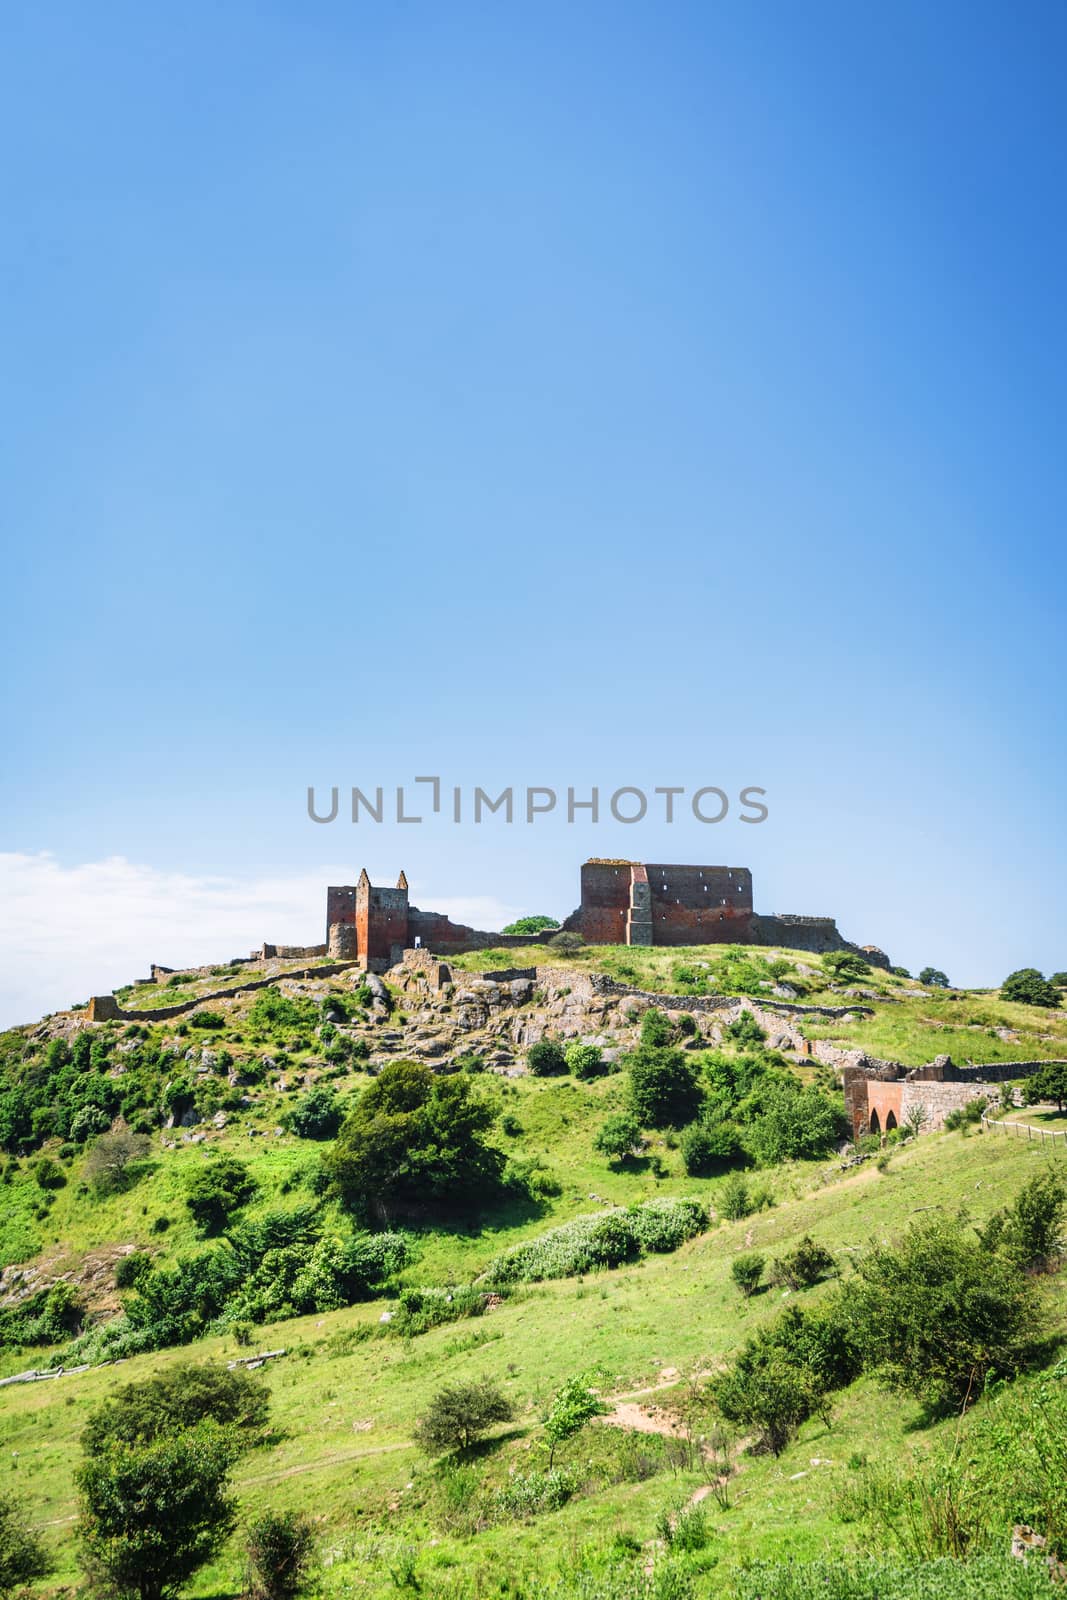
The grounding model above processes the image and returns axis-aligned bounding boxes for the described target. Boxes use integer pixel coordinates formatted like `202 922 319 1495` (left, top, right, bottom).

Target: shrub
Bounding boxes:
546 931 584 953
680 1120 744 1175
0 1491 51 1596
245 1511 316 1600
81 1362 271 1455
724 1011 767 1049
919 967 951 989
944 1098 989 1131
594 1112 642 1163
189 1011 225 1030
731 1252 765 1297
285 1085 341 1140
32 1155 66 1190
640 1008 675 1047
743 1084 845 1166
492 1468 578 1519
720 1174 755 1220
486 1198 706 1284
185 1157 257 1235
114 1253 153 1290
414 1379 514 1454
627 1046 703 1128
711 1299 860 1455
84 1131 152 1196
770 1235 836 1290
822 951 872 983
527 1040 567 1076
78 1424 237 1600
544 1373 609 1466
1001 969 1060 1009
844 1212 1040 1412
565 1042 605 1078
980 1168 1066 1272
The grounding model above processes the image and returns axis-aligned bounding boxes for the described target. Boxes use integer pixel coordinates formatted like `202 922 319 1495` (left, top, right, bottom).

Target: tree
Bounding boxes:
413 1379 514 1455
285 1085 342 1140
527 1040 567 1076
83 1129 152 1195
78 1424 237 1600
844 1213 1040 1413
593 1112 642 1164
730 1252 765 1297
711 1350 823 1456
627 1046 703 1128
543 1373 609 1467
0 1490 51 1596
822 951 872 984
919 968 951 989
1050 972 1067 990
1025 1063 1067 1113
245 1511 316 1600
185 1156 257 1235
1001 969 1060 1009
324 1060 503 1221
565 1042 604 1079
547 931 584 952
500 916 559 936
81 1362 271 1457
742 1085 844 1166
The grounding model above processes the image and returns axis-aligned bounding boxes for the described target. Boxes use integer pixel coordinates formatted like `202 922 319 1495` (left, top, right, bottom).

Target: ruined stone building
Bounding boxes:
324 859 886 973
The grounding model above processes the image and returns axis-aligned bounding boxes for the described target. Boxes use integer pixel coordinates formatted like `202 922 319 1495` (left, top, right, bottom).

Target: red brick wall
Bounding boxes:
645 864 754 946
572 861 633 944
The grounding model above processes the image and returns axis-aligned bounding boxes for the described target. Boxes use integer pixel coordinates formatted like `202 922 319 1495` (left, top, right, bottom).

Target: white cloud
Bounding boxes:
0 854 522 1029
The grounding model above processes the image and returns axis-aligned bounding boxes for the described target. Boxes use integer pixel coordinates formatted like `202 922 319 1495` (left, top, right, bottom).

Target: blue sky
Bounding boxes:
2 1 1065 1022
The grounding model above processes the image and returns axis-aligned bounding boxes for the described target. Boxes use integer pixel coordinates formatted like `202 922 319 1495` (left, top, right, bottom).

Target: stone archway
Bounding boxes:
885 1110 897 1132
869 1107 881 1135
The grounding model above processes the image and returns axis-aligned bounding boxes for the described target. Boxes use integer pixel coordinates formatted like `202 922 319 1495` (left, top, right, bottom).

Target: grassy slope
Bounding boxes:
5 1133 1065 1598
4 944 1067 1595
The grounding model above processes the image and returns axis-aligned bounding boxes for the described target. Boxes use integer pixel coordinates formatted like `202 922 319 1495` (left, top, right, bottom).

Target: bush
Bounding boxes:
546 931 583 952
640 1008 676 1048
720 1173 771 1221
185 1157 257 1235
627 1046 703 1128
769 1235 836 1290
743 1084 845 1166
84 1130 152 1195
543 1373 609 1466
527 1040 567 1076
245 1510 316 1600
680 1120 744 1175
724 1010 767 1049
81 1362 271 1456
414 1379 514 1454
919 967 951 989
711 1299 861 1455
32 1155 66 1190
501 916 559 936
565 1042 605 1078
486 1198 706 1285
980 1168 1066 1272
845 1212 1041 1412
189 1011 226 1030
491 1468 578 1519
285 1085 341 1140
594 1112 642 1163
1001 969 1060 1008
114 1253 153 1290
731 1252 765 1297
0 1490 51 1596
944 1098 989 1132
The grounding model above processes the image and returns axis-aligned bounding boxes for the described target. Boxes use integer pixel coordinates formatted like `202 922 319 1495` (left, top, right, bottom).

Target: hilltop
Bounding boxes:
1 939 1066 1598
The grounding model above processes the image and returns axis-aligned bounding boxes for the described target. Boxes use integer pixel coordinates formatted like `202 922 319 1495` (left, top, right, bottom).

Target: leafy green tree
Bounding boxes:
822 951 872 983
500 916 559 936
245 1510 316 1600
184 1156 257 1235
527 1040 567 1076
720 1173 755 1221
543 1373 609 1467
593 1112 642 1164
1025 1063 1067 1112
712 1350 824 1456
1001 969 1060 1009
627 1046 703 1128
81 1362 271 1457
564 1042 604 1079
730 1252 765 1297
324 1060 503 1221
83 1130 151 1195
78 1425 237 1600
919 967 951 988
0 1490 51 1596
413 1379 514 1455
1050 972 1067 990
285 1085 341 1140
743 1085 844 1166
845 1213 1040 1412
